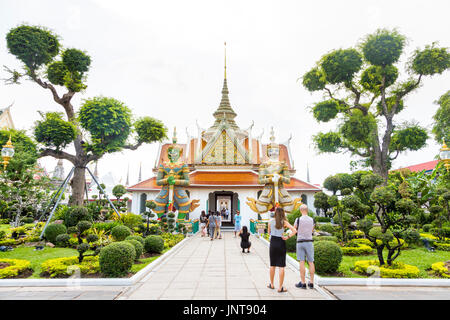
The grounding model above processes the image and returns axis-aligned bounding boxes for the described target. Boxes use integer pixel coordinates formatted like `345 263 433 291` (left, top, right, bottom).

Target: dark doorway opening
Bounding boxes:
208 191 239 227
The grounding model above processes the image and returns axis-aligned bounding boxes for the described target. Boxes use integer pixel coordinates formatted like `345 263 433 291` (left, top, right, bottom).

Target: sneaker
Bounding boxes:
295 282 306 289
308 283 314 289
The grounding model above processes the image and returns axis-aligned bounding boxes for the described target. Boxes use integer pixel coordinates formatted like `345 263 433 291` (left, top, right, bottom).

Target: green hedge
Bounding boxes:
144 235 164 253
99 242 136 277
340 244 373 255
314 240 342 274
111 225 132 241
44 223 67 244
354 260 420 278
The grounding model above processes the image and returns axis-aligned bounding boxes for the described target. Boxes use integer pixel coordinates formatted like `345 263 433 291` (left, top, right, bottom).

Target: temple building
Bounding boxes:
127 52 321 228
0 104 15 129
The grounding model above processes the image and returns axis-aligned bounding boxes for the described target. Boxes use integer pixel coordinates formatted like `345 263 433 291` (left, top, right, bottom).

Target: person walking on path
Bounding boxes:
267 207 297 293
199 211 207 237
294 204 316 289
234 210 242 237
207 211 216 241
214 211 222 239
238 225 251 253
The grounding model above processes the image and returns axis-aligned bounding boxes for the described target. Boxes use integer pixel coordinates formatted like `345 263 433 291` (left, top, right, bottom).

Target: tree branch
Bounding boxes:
38 148 77 164
123 141 143 151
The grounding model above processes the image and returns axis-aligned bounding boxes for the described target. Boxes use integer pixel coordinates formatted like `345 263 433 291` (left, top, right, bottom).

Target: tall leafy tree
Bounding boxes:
432 90 450 144
5 25 167 206
302 29 450 182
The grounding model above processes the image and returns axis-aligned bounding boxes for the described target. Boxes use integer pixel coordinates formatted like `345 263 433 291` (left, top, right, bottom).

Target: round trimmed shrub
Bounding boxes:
64 206 91 227
285 236 297 253
55 233 70 247
86 234 99 243
111 225 132 241
44 223 67 244
99 242 136 277
401 229 421 245
77 242 90 254
422 224 433 232
21 217 34 224
67 226 78 235
77 220 92 234
125 235 145 246
125 239 143 259
314 240 343 274
317 223 338 234
144 235 164 254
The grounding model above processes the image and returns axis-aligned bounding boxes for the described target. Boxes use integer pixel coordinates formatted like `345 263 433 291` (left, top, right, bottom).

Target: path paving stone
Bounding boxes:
119 231 327 300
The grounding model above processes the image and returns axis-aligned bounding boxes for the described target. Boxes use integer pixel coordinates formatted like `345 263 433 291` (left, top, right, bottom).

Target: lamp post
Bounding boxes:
1 135 15 171
439 139 450 172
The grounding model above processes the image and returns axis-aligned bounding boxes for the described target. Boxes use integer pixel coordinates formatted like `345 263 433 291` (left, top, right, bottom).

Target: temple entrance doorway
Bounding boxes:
208 191 239 227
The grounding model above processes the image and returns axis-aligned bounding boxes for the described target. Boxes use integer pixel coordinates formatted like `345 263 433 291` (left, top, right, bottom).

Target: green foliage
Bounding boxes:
320 48 363 84
341 243 373 255
64 206 91 227
0 129 38 174
317 223 338 234
302 67 326 92
313 235 338 242
6 25 60 70
125 235 145 246
111 225 132 241
354 260 420 278
112 185 127 200
144 235 164 254
314 241 343 274
314 192 332 217
285 236 296 253
422 224 433 232
390 123 428 152
357 218 373 234
76 220 92 234
125 239 143 259
360 65 398 92
287 208 301 225
134 117 167 144
120 213 143 229
332 212 352 229
370 186 396 206
92 221 121 232
46 61 68 86
41 256 99 278
312 100 340 122
0 258 31 279
369 227 394 243
55 233 70 247
313 131 342 153
411 44 450 75
78 97 132 155
376 96 405 115
401 229 421 245
432 90 450 143
315 216 331 223
44 223 67 244
361 29 406 66
339 111 377 147
323 175 343 194
86 234 99 243
34 112 77 151
99 242 135 277
62 48 91 73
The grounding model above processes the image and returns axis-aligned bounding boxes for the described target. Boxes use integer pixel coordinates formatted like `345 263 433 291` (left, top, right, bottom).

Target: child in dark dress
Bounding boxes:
239 226 251 253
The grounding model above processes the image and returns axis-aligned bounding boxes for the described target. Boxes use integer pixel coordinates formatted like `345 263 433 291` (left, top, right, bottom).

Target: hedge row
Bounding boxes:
0 259 31 279
354 260 420 278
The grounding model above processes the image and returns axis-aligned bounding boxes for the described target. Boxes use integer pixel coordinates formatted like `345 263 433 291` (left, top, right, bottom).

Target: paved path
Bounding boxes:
118 231 327 300
324 286 450 300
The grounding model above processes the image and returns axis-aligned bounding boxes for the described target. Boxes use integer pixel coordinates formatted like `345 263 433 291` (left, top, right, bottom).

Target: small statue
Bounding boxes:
246 127 302 219
153 127 199 220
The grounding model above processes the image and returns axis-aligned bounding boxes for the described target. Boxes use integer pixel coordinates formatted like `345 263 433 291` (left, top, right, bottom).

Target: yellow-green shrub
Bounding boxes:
41 256 100 278
431 262 450 278
434 243 450 251
0 259 31 278
341 244 373 255
375 238 407 248
354 260 420 278
350 238 374 248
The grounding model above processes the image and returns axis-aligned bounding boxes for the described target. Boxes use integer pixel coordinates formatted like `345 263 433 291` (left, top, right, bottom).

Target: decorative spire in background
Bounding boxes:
307 161 311 183
138 162 142 182
126 163 129 186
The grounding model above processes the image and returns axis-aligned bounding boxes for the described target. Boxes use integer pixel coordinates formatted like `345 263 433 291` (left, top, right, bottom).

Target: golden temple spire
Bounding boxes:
224 41 227 79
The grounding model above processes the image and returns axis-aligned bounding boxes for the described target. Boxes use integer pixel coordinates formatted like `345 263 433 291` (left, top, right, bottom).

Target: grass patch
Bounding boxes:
0 246 78 278
289 247 450 278
130 248 169 273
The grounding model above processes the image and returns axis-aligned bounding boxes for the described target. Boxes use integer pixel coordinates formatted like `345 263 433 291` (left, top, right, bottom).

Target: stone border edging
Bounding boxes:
0 234 193 287
256 234 450 287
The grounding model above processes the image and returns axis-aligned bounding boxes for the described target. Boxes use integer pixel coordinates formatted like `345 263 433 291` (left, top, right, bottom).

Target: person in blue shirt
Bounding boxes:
234 210 242 237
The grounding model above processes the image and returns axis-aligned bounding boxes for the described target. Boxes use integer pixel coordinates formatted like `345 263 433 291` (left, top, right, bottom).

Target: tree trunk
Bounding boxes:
69 166 86 207
376 245 385 266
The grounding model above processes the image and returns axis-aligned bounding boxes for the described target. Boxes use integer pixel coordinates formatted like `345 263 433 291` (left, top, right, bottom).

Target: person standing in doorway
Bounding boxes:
267 207 297 293
234 210 241 237
207 211 216 241
294 204 315 289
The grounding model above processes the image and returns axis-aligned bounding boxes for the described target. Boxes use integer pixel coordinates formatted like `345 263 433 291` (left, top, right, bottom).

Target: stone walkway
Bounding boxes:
323 286 450 300
118 231 327 300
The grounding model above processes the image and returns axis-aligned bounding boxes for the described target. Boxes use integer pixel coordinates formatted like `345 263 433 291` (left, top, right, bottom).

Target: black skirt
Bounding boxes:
269 236 286 267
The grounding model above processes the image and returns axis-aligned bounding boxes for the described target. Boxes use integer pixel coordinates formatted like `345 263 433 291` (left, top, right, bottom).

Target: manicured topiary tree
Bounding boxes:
76 220 92 244
302 29 450 182
64 206 91 227
111 225 132 241
4 24 167 206
99 242 136 277
125 235 145 246
44 223 67 244
314 240 343 274
55 233 70 247
144 235 164 254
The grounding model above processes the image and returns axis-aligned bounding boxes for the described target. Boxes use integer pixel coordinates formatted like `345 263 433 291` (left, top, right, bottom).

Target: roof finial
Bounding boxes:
224 41 227 80
172 126 177 144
